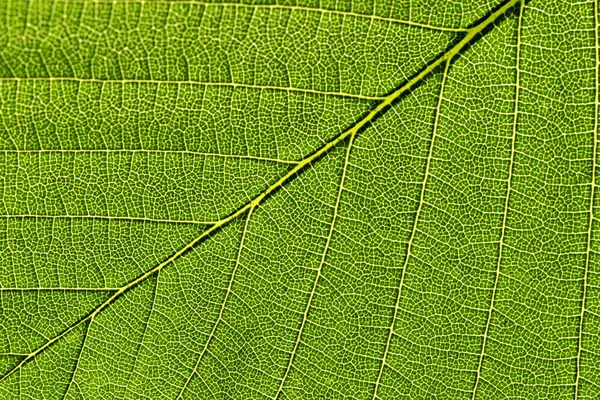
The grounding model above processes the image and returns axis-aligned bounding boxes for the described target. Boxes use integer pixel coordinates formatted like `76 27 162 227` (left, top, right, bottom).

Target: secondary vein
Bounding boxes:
44 0 469 33
275 133 355 399
0 77 383 102
472 1 523 398
372 58 450 400
1 149 300 166
574 0 599 397
175 207 254 400
0 0 520 384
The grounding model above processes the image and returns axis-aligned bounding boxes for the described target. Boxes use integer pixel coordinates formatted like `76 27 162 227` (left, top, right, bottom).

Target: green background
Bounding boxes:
0 0 598 398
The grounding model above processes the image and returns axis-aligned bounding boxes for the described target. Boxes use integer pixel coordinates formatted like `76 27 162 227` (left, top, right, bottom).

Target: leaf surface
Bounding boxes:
1 0 599 398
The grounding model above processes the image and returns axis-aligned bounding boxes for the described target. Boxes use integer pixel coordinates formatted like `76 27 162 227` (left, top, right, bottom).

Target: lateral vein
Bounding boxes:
0 0 520 384
574 0 599 397
0 214 215 225
1 148 300 166
40 0 469 33
275 133 355 399
0 77 382 102
372 58 450 400
175 207 254 400
471 1 524 398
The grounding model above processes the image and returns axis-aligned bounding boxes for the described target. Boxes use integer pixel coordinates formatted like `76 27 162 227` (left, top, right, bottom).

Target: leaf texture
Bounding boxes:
0 0 599 399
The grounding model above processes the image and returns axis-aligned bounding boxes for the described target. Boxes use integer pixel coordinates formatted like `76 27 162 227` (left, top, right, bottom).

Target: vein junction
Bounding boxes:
0 0 520 384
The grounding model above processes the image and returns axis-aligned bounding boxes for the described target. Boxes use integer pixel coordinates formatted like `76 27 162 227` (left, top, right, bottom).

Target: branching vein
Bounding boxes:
1 149 300 166
372 58 450 400
176 207 254 400
0 0 520 385
275 133 355 399
0 214 215 225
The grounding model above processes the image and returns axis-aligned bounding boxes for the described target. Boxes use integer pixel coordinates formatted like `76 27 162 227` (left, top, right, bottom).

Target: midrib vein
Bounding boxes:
0 0 520 384
472 1 523 398
574 0 599 397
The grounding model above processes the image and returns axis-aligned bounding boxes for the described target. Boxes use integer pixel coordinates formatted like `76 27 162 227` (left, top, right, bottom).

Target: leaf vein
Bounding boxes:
175 207 254 400
371 58 451 400
62 318 93 400
123 271 161 398
1 149 299 166
0 77 382 101
471 2 524 397
49 0 468 32
0 215 215 225
574 0 599 398
274 133 355 399
0 0 519 384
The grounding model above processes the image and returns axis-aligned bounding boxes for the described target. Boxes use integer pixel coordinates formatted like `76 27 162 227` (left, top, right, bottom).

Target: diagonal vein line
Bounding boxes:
574 0 599 397
62 318 93 400
42 0 469 33
124 271 161 397
371 59 451 400
274 134 355 399
175 207 254 400
0 0 519 384
472 2 523 398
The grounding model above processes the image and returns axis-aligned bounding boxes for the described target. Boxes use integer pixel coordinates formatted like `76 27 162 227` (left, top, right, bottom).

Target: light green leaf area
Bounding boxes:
0 0 599 398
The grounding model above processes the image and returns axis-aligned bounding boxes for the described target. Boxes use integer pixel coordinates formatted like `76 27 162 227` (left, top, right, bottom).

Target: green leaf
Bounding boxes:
0 0 598 398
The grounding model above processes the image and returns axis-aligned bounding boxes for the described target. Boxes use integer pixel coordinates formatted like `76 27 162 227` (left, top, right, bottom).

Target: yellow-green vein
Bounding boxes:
62 318 93 400
371 58 451 400
45 0 470 33
471 1 524 398
123 272 161 398
0 0 520 384
0 77 383 102
574 0 599 397
175 207 255 400
275 133 356 399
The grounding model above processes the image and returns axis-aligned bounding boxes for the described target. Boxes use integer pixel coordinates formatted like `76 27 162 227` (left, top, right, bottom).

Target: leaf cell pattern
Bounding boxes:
0 0 599 399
